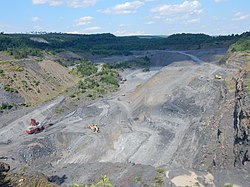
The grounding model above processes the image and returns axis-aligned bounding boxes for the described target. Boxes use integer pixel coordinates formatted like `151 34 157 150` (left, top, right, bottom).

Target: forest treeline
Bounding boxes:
229 32 250 52
0 32 248 58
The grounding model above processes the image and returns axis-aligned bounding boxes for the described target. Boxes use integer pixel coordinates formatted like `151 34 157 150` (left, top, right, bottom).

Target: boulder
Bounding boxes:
0 162 10 172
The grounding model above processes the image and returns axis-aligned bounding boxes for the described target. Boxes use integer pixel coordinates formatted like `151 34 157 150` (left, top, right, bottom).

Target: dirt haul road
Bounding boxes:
0 50 249 187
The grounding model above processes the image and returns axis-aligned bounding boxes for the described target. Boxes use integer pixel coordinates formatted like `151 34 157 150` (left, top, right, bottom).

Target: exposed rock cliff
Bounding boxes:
233 69 250 166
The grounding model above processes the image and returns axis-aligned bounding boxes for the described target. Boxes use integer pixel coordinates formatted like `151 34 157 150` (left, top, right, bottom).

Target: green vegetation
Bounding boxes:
75 60 97 77
55 107 64 114
109 56 152 69
0 172 58 187
0 32 240 59
11 65 24 72
230 32 250 52
243 61 250 92
0 102 13 110
0 34 43 58
155 168 165 174
225 75 235 92
194 182 201 187
72 175 113 187
224 184 233 187
154 176 164 187
1 168 59 187
34 80 40 86
71 61 119 99
142 67 150 72
100 75 119 87
135 176 142 183
132 168 166 186
8 47 42 59
3 84 18 93
245 73 250 92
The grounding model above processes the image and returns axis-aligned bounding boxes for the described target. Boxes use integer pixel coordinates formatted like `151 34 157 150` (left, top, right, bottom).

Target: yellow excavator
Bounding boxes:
87 124 99 133
215 75 222 79
207 75 222 81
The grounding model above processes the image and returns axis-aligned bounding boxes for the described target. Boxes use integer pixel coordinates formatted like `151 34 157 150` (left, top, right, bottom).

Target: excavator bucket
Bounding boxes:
30 119 37 126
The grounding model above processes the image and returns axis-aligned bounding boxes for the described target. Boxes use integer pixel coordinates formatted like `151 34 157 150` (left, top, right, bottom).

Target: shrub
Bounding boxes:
55 108 64 114
142 67 150 72
76 60 97 77
154 177 164 187
100 75 119 86
135 176 142 183
156 168 165 174
72 175 113 187
3 84 18 93
0 102 13 110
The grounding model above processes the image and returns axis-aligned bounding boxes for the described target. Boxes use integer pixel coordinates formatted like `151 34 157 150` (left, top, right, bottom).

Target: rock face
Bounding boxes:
233 70 250 166
0 162 10 172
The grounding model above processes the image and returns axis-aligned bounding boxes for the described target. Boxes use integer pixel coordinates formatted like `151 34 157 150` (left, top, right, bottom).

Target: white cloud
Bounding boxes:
33 25 43 30
114 30 126 35
32 16 42 22
232 12 249 21
147 21 154 25
85 26 101 31
114 30 145 36
32 0 47 4
75 16 93 26
211 16 219 21
150 1 203 25
69 0 97 8
214 0 226 3
66 31 80 34
119 24 130 27
103 1 144 15
32 0 63 6
151 0 202 16
32 0 98 8
186 18 200 23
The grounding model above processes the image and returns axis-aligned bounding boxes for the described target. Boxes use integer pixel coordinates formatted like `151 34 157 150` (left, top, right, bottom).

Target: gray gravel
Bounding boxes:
0 49 249 187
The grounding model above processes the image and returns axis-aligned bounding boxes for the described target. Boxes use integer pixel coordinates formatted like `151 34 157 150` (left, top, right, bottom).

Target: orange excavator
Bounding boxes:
25 119 45 134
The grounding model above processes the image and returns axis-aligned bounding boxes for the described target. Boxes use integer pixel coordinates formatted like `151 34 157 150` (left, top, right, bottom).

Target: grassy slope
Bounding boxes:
0 58 79 105
230 35 250 52
225 33 250 92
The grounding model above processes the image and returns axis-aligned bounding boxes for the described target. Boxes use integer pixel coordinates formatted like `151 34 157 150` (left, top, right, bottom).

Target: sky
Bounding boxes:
0 0 249 36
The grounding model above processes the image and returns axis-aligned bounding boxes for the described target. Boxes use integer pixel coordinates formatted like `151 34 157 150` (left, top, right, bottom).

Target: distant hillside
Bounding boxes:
0 31 246 109
0 32 238 58
229 32 250 52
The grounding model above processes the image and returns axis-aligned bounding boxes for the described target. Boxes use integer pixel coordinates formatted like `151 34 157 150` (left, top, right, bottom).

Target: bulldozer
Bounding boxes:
87 124 99 133
215 75 222 79
207 74 223 81
25 119 44 134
